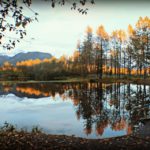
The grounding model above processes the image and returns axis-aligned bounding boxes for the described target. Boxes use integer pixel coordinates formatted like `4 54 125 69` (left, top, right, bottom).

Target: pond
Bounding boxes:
0 82 149 139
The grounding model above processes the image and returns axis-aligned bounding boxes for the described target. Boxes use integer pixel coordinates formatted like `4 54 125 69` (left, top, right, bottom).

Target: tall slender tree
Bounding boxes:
96 25 109 79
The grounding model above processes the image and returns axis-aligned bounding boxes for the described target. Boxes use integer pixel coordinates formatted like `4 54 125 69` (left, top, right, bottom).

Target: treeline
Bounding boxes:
73 16 150 79
0 16 150 80
0 57 70 80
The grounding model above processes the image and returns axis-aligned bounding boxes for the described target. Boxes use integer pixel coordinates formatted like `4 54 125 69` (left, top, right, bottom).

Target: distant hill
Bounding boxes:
0 52 52 65
0 56 9 65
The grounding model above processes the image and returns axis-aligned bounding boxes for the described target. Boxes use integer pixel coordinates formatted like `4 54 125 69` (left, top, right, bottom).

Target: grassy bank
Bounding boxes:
1 76 150 85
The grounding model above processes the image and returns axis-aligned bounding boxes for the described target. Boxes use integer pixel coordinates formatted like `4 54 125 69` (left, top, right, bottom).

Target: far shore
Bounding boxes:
0 76 150 85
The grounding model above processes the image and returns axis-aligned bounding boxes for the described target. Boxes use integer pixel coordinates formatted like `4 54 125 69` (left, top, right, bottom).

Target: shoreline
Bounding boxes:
0 130 150 150
0 77 150 85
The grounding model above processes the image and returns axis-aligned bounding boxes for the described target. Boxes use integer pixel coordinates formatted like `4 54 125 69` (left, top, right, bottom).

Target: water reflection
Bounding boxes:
0 82 149 138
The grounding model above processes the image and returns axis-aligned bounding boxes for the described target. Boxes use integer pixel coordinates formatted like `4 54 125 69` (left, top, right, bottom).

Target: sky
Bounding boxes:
0 0 150 58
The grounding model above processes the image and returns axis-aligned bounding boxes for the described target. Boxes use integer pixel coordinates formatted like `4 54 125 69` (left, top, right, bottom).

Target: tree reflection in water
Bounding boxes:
0 82 150 136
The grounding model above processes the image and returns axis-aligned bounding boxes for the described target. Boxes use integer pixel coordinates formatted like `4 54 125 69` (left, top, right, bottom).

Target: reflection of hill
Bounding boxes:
16 87 50 97
0 83 68 98
0 82 113 99
0 83 47 98
0 82 149 137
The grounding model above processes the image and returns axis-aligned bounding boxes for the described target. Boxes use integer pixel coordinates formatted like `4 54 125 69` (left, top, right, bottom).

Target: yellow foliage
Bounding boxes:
136 16 150 29
128 24 135 37
86 26 93 34
16 58 52 67
111 30 126 42
96 25 109 40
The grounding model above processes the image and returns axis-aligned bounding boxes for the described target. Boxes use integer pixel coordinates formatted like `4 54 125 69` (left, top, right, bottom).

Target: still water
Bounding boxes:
0 82 149 139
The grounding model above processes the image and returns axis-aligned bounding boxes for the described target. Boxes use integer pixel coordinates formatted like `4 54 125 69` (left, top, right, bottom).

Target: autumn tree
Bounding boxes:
111 30 126 78
128 17 150 78
79 26 94 76
95 25 109 79
69 50 81 75
2 61 13 70
126 24 135 76
0 0 39 50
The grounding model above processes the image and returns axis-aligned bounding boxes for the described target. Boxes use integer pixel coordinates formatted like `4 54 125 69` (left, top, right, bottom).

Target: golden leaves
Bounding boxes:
118 30 126 42
96 25 109 40
16 59 41 67
86 26 93 34
136 16 150 29
128 24 135 37
111 30 126 42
